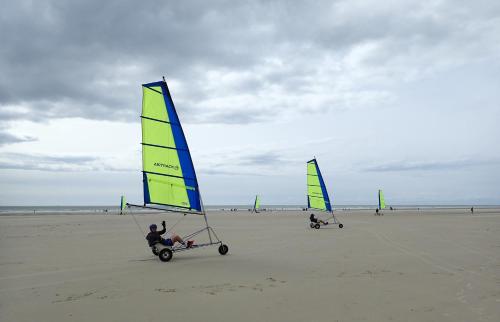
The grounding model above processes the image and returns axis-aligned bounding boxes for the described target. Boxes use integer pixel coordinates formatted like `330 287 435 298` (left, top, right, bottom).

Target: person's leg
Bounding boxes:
171 234 185 245
172 234 194 248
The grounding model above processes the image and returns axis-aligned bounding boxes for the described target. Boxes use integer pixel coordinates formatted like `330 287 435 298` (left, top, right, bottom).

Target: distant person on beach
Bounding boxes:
146 221 193 248
471 207 474 214
375 208 379 215
309 213 327 225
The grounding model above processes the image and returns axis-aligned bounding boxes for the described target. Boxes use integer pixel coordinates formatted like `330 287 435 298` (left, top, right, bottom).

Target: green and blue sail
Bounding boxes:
120 195 126 214
141 80 201 211
378 189 386 209
253 195 260 211
307 158 332 212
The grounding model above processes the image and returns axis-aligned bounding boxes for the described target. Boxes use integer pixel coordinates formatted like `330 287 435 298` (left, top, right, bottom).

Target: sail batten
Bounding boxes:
307 158 332 212
141 80 201 211
142 170 196 180
141 143 190 152
141 115 181 126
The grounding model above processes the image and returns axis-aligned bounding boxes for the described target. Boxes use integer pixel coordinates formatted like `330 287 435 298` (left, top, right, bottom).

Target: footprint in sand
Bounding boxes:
53 290 95 303
0 261 24 266
194 283 231 295
155 288 176 293
251 283 264 292
267 276 286 283
266 276 287 287
198 278 287 295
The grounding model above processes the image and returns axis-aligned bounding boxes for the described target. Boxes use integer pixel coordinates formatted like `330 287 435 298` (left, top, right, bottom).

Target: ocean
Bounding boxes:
0 204 497 215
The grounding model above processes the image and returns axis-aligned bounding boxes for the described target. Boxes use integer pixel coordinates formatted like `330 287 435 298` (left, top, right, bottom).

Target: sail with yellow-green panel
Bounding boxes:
120 195 126 214
378 189 386 209
307 158 332 212
253 195 260 211
141 80 201 211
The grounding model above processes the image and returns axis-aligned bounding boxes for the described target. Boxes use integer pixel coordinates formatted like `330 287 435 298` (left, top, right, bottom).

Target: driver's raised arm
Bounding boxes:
158 221 166 235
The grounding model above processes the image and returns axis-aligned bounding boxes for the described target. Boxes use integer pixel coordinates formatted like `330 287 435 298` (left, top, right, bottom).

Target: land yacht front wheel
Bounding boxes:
218 244 229 255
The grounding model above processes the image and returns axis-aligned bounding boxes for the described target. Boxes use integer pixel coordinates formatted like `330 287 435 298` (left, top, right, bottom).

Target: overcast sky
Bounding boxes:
1 0 499 206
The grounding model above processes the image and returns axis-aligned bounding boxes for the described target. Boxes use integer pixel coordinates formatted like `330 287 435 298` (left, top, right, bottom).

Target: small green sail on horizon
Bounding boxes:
120 195 126 214
253 195 260 211
307 158 332 212
378 189 386 209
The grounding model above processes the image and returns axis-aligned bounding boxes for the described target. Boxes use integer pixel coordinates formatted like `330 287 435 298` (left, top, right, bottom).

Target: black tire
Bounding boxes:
339 223 344 228
310 223 315 229
152 246 160 256
218 244 229 255
158 248 173 262
314 223 320 229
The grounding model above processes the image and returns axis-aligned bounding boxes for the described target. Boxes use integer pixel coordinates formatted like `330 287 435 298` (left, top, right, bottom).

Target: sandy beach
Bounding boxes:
1 208 499 322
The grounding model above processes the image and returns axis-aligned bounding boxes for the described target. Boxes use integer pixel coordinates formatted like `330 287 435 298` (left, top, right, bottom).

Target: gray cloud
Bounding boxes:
200 168 267 177
237 152 284 166
1 1 499 124
363 158 500 172
0 152 136 172
198 150 301 177
0 153 99 171
0 130 36 146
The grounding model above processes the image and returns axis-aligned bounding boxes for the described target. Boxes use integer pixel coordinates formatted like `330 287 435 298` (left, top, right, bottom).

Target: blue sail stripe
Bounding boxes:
143 172 151 205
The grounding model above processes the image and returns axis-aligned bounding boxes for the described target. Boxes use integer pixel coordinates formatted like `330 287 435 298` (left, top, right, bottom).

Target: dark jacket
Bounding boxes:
146 227 166 246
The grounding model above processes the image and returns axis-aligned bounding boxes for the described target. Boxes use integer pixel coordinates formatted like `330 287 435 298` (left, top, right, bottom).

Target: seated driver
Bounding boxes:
309 213 328 225
146 221 194 248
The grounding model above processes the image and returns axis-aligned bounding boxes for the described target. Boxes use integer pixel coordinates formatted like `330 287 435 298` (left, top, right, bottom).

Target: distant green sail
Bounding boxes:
141 81 201 211
253 195 260 211
378 189 386 209
307 158 332 212
120 195 126 214
120 195 126 210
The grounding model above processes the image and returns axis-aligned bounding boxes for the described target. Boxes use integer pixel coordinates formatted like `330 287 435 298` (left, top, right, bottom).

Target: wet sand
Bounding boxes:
1 208 499 322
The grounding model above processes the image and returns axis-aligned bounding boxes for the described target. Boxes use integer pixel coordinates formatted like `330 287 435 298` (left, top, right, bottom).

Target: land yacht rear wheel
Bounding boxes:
158 248 173 262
